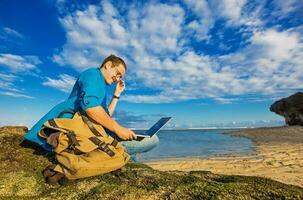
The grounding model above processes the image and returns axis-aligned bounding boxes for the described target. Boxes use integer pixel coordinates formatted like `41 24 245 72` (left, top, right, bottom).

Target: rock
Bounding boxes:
0 126 28 136
270 92 303 126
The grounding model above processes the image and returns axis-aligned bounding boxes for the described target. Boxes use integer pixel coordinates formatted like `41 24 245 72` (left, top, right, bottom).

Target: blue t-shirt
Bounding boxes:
24 68 109 151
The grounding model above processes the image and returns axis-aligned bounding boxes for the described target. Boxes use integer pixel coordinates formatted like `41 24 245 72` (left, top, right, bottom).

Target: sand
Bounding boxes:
144 126 303 187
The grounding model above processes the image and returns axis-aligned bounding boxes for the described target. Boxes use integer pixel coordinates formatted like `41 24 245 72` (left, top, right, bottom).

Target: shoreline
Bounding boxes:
140 149 259 163
144 126 303 187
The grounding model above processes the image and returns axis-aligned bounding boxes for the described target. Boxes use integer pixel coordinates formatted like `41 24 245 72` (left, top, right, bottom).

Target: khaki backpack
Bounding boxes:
38 111 130 183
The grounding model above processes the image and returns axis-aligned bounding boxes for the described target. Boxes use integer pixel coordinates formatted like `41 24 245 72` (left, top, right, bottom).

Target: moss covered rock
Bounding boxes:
0 126 302 200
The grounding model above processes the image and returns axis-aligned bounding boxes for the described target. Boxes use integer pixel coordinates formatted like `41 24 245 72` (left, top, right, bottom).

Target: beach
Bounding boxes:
144 126 303 187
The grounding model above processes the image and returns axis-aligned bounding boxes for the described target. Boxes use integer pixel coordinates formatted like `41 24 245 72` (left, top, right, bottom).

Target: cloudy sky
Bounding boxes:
0 0 302 128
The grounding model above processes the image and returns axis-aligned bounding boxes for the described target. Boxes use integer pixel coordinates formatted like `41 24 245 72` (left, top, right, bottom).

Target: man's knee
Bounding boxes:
121 135 159 155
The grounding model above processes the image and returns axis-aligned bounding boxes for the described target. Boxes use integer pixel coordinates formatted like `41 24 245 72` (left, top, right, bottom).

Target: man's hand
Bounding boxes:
114 80 125 96
115 126 137 140
86 106 137 141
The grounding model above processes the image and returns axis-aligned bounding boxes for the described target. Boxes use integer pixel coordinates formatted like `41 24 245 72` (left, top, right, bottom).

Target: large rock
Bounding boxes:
270 92 303 126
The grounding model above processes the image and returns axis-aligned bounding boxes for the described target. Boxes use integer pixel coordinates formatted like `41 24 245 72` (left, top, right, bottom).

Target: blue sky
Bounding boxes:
0 0 302 129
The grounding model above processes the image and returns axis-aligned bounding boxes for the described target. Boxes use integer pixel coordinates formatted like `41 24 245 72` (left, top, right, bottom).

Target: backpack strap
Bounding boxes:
66 131 80 147
81 114 102 137
88 137 115 157
48 119 59 128
58 109 76 118
111 139 118 147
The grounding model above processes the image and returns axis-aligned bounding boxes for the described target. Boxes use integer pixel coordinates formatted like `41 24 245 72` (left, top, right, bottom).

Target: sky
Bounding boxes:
0 0 302 129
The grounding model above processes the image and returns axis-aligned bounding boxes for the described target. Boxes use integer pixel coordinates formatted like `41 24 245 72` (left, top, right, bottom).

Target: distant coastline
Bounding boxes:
132 125 285 131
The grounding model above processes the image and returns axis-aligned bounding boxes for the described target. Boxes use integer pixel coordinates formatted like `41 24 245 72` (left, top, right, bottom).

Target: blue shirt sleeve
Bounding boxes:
78 69 106 111
102 93 110 115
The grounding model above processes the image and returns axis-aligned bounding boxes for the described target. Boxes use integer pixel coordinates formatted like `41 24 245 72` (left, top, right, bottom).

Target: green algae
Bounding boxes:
0 171 41 197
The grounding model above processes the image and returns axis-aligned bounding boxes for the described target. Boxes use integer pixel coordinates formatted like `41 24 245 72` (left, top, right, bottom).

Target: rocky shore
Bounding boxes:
227 125 303 144
0 126 302 199
146 126 303 188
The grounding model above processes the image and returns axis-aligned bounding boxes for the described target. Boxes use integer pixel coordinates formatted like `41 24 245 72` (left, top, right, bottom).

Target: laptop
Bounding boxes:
135 117 172 140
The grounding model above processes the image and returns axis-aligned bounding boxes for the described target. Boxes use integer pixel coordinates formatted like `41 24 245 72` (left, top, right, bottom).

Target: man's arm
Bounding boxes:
108 96 119 116
108 79 125 116
85 106 136 140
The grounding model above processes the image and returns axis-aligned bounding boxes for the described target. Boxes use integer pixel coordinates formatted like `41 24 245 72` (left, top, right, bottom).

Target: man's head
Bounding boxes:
100 55 127 85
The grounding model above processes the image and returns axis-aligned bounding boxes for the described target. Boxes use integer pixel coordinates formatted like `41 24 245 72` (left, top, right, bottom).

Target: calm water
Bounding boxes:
136 129 255 161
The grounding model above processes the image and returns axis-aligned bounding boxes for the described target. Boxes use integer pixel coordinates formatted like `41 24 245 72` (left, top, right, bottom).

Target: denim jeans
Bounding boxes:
105 129 159 160
120 135 159 155
105 128 159 156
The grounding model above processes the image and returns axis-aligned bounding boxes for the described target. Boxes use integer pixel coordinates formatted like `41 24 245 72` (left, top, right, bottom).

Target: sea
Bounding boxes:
136 129 255 162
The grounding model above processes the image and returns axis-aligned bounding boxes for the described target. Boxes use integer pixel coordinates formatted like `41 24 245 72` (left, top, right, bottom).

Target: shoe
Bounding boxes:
42 164 69 185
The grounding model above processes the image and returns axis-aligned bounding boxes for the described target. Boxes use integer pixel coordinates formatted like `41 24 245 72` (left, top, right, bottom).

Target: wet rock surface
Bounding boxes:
0 126 302 200
227 125 303 144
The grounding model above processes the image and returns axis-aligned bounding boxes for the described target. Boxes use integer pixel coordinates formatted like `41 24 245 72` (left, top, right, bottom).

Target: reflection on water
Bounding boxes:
136 129 255 162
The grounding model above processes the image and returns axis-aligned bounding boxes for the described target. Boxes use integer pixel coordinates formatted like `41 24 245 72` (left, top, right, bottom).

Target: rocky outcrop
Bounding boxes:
270 92 303 126
0 126 28 135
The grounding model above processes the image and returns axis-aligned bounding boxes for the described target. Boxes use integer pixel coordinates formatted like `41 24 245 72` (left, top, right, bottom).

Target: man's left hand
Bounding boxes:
114 79 125 96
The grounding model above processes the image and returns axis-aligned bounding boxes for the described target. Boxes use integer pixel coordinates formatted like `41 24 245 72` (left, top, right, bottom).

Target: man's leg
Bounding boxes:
104 128 159 159
120 135 159 155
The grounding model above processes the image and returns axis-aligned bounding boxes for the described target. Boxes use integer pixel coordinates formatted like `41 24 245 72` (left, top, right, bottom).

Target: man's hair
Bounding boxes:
100 54 127 71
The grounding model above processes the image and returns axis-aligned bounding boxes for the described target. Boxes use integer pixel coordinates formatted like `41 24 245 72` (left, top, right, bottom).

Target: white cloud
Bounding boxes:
0 53 41 72
222 0 246 21
52 0 303 104
184 0 260 39
184 0 214 41
273 0 303 17
210 0 247 24
53 3 128 71
0 27 24 43
0 81 21 93
125 27 303 103
218 28 303 95
42 74 76 93
130 3 184 54
0 73 17 82
213 97 239 104
53 1 184 71
252 29 298 58
124 94 173 104
0 91 34 99
2 27 23 39
0 73 34 99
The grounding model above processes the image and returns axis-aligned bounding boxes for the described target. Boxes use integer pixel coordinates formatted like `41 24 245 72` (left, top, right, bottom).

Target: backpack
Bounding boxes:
38 111 130 183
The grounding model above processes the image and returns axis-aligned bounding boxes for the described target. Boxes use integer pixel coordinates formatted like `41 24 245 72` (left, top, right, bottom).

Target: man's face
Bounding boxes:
103 62 126 85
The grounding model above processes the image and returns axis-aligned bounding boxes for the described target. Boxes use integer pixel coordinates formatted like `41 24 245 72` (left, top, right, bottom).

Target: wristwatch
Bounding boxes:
113 95 120 99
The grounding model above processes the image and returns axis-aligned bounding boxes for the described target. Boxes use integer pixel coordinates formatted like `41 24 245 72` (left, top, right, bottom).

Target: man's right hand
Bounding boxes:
115 126 137 140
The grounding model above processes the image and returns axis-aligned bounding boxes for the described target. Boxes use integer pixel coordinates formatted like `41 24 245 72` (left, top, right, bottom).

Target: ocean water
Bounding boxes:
136 129 255 161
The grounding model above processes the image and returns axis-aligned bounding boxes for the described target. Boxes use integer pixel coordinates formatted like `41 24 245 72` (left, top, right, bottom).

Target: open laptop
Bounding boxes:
135 117 172 140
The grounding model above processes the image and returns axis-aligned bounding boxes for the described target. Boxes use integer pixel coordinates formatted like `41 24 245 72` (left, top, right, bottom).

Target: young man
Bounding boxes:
24 55 158 155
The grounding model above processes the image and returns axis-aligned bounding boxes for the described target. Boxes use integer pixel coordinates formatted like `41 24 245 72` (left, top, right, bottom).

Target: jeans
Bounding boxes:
105 129 159 156
120 135 159 155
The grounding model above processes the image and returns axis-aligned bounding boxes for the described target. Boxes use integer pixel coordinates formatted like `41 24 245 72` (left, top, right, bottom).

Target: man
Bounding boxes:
24 55 158 155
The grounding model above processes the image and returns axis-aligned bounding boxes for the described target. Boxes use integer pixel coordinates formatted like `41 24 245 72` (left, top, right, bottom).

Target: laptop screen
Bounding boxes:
144 117 172 136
